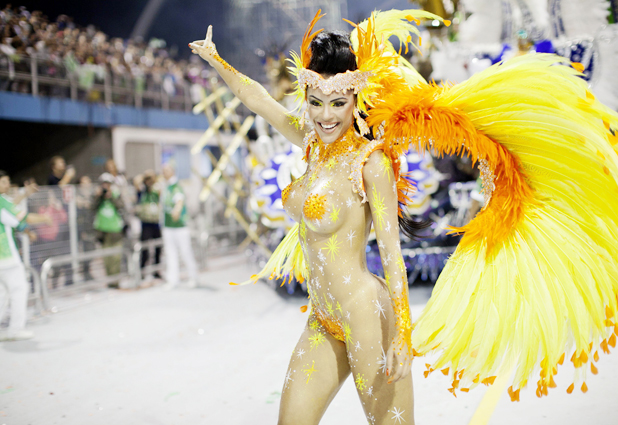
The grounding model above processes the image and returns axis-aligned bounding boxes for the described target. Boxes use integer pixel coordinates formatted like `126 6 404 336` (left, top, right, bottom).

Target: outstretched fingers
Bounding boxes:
205 25 212 44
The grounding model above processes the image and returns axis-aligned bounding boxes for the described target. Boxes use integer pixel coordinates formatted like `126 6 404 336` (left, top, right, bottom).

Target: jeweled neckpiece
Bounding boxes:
310 126 364 167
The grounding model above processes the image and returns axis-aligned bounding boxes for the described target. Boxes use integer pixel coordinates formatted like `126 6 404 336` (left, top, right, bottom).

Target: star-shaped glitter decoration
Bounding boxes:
383 253 392 266
309 320 320 331
345 311 351 320
284 369 294 389
368 413 376 424
378 239 385 250
323 179 332 189
343 322 353 345
296 348 306 359
374 299 386 318
303 360 318 383
385 221 392 233
343 274 351 285
346 198 354 208
395 279 403 291
322 234 341 261
348 350 354 363
336 301 343 315
380 155 392 182
318 265 324 274
377 347 387 374
390 407 406 424
309 332 326 350
354 341 362 351
346 230 356 246
366 386 373 396
326 158 337 170
355 373 368 393
317 250 327 265
384 270 391 290
397 256 406 273
371 184 387 230
330 206 340 223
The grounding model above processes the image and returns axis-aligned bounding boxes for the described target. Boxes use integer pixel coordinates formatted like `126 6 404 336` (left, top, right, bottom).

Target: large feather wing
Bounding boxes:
367 53 618 399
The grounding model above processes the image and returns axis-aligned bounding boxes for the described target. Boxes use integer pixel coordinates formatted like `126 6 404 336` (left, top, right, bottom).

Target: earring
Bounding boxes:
354 107 370 136
299 108 309 130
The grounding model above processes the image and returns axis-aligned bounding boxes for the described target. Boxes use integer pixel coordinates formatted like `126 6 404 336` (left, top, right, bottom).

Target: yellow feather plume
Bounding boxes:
230 223 308 286
369 53 618 399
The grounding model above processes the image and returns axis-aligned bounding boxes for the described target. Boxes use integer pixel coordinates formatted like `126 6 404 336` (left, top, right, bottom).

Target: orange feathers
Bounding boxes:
367 83 535 257
300 9 326 68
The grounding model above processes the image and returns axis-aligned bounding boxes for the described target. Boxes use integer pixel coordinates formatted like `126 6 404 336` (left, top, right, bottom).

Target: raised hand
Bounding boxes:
189 25 217 64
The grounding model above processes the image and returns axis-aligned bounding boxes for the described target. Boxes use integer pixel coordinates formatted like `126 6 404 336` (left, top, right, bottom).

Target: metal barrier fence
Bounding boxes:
7 183 246 313
0 53 194 112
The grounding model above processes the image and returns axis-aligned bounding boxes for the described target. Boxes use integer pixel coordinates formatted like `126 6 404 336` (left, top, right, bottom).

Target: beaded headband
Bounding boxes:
298 68 372 95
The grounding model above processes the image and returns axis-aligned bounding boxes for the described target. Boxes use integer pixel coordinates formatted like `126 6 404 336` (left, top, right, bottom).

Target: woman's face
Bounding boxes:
307 82 355 144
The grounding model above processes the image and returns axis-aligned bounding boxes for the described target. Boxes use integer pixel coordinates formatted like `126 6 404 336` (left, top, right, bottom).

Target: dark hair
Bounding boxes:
0 170 8 179
307 31 357 75
399 214 431 241
308 32 430 239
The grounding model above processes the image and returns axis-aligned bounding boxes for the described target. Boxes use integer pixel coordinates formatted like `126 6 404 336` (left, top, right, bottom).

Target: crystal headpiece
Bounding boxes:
298 68 372 95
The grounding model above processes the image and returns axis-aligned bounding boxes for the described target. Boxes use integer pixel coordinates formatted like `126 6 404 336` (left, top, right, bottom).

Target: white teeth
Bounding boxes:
321 123 337 130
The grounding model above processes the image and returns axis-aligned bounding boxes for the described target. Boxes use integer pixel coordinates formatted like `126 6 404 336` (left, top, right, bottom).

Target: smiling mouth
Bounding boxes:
319 122 339 132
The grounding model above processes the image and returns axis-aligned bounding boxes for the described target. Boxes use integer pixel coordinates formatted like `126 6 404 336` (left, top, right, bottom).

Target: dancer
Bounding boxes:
191 10 445 424
190 7 618 424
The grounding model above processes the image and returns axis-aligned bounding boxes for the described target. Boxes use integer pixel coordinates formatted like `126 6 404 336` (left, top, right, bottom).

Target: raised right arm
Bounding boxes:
189 26 306 148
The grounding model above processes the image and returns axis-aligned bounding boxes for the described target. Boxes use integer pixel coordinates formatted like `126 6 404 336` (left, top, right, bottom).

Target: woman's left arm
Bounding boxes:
363 150 412 384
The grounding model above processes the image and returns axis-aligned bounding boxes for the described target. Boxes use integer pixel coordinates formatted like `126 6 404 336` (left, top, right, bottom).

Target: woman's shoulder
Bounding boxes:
349 137 387 203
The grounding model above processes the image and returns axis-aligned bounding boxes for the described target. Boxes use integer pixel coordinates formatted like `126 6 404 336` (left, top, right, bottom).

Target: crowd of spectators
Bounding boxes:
0 5 212 105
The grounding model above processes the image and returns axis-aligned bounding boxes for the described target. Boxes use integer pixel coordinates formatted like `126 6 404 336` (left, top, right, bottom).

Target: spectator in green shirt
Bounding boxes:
0 171 51 341
161 164 198 289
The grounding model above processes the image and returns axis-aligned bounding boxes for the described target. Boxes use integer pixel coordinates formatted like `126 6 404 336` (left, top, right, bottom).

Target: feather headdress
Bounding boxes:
287 9 450 114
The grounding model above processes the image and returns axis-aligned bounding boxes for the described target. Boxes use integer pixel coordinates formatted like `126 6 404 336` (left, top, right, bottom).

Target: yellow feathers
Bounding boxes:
348 9 449 113
230 223 308 286
387 53 618 397
288 8 449 113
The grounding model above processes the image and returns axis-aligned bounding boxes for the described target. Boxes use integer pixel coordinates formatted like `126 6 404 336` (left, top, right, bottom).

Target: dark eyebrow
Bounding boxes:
308 95 348 102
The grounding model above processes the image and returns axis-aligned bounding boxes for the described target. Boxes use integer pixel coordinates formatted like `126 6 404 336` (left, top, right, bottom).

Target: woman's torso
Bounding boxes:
282 129 390 328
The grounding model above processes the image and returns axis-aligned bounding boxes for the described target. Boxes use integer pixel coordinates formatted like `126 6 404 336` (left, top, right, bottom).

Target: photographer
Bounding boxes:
93 173 125 287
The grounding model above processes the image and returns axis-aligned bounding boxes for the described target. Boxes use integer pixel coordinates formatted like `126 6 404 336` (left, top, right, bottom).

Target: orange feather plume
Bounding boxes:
367 83 536 257
300 9 327 69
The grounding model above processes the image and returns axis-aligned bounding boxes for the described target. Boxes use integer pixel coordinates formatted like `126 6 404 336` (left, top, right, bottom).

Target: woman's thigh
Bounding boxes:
278 314 351 425
346 297 414 425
